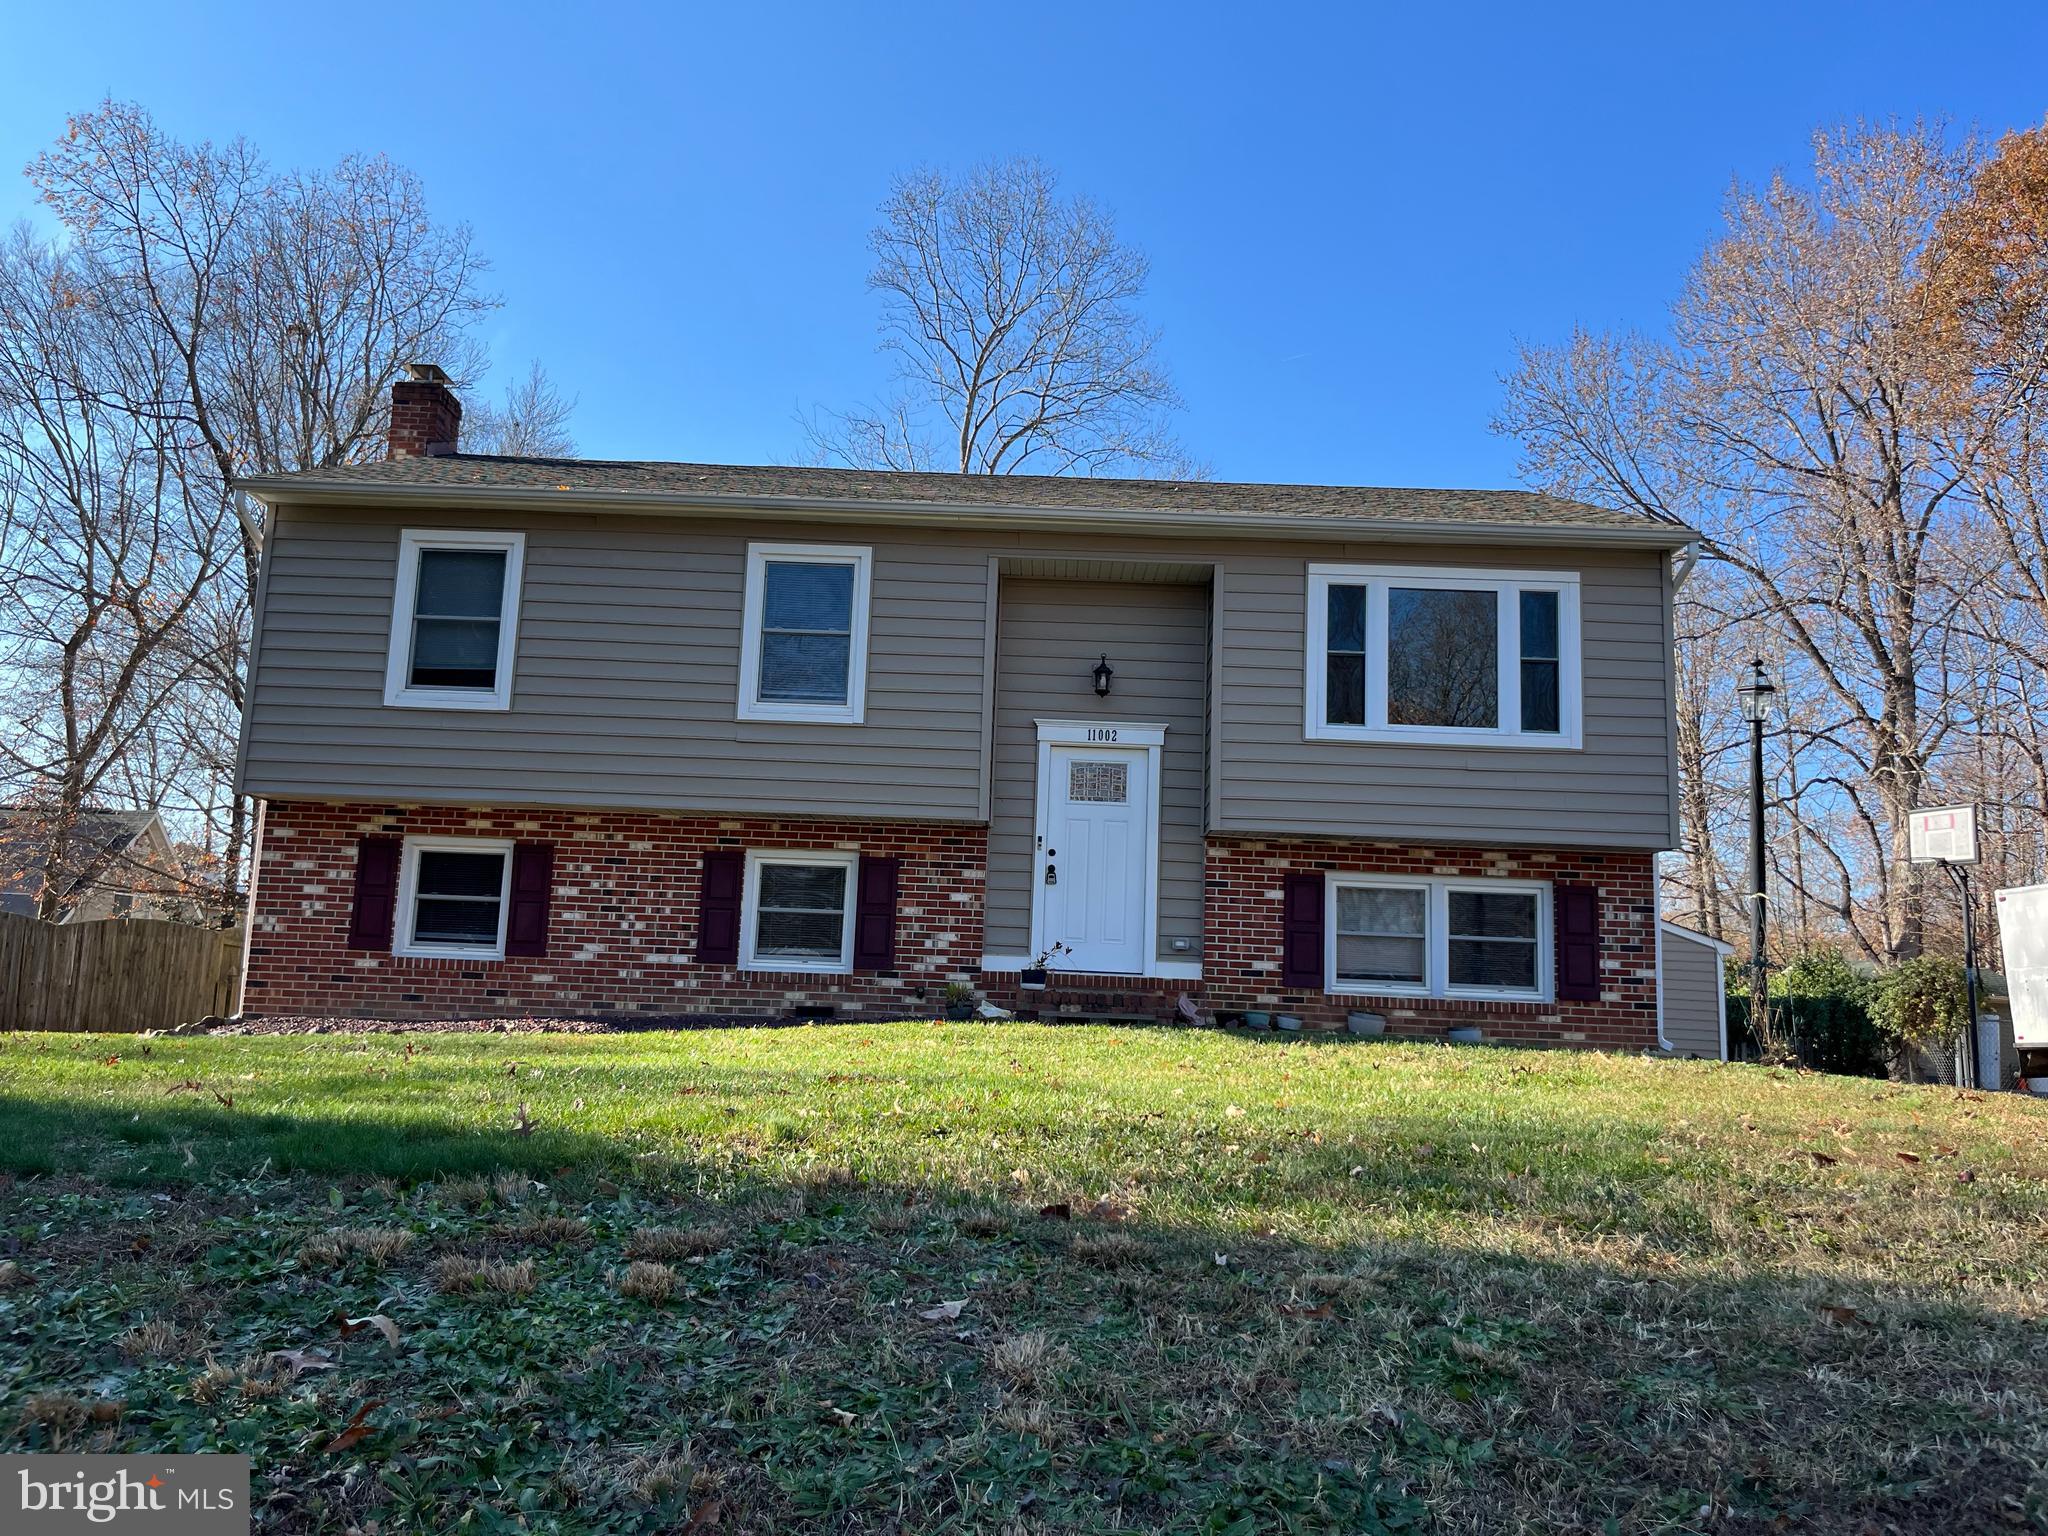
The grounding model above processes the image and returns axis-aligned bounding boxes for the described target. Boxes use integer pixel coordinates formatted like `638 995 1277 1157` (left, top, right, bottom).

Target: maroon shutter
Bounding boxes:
853 856 901 971
1555 883 1601 1000
696 849 744 964
504 842 554 957
347 835 402 951
1280 873 1325 988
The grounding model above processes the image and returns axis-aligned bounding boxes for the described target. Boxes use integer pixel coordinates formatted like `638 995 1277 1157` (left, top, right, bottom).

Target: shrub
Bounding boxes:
1868 956 1970 1051
1725 945 1886 1076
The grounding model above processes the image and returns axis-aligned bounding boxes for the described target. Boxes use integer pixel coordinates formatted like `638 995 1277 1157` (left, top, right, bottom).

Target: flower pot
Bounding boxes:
1243 1010 1272 1030
1276 1014 1303 1031
1447 1025 1484 1045
1347 1012 1387 1037
1019 968 1048 990
2026 1076 2048 1098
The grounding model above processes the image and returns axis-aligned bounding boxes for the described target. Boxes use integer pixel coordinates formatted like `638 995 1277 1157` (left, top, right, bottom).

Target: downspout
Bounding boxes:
1671 541 1700 590
1654 858 1673 1052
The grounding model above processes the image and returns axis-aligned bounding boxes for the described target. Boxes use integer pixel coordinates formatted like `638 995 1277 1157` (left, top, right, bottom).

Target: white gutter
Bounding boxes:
234 477 1701 550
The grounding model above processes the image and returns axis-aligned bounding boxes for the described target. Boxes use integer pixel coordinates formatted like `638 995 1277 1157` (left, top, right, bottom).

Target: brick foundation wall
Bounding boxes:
245 800 1660 1050
244 801 986 1019
1202 837 1660 1050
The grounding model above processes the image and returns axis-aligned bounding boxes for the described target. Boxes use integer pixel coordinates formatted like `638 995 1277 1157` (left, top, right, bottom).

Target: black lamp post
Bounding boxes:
1736 658 1779 1052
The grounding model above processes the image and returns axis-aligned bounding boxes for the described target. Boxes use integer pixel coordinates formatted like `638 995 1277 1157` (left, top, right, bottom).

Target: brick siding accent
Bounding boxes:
244 801 984 1019
245 800 1659 1051
1201 836 1660 1050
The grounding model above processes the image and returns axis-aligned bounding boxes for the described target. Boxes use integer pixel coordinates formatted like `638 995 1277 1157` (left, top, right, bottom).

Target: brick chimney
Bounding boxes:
388 362 462 459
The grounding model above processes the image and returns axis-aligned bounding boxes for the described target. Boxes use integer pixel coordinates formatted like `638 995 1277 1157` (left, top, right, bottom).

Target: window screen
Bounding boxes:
409 548 507 689
758 561 855 703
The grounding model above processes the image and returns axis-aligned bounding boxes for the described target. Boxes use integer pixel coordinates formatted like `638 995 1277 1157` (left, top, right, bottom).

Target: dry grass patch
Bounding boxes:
295 1226 414 1269
502 1213 590 1248
989 1330 1062 1389
956 1205 1014 1238
434 1254 537 1296
617 1261 678 1303
1070 1230 1147 1268
116 1319 184 1361
627 1223 729 1261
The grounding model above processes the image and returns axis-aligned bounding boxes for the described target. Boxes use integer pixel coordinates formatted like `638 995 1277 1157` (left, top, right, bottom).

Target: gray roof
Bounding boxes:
0 809 163 915
240 455 1694 544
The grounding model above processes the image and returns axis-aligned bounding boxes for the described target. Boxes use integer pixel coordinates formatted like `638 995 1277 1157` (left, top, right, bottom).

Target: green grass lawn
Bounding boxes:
2 1023 2045 1534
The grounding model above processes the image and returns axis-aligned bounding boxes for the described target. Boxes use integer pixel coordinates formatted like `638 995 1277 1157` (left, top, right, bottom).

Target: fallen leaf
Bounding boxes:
164 1079 202 1095
1808 1150 1838 1167
338 1314 401 1348
324 1400 382 1454
512 1103 536 1137
1084 1198 1133 1223
1896 1151 1922 1165
1278 1302 1336 1321
919 1300 966 1322
823 1404 857 1428
268 1348 339 1378
682 1498 724 1532
1037 1201 1071 1221
1819 1305 1874 1328
1957 1169 1977 1184
1214 1253 1231 1268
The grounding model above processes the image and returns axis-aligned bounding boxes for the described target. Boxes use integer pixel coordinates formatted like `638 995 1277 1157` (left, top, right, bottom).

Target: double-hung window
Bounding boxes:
738 543 873 723
740 849 858 972
384 530 525 710
395 838 514 959
1306 565 1580 747
1327 874 1551 1000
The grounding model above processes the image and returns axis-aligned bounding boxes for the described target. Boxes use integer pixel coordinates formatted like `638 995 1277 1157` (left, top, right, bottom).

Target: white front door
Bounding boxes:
1038 743 1152 975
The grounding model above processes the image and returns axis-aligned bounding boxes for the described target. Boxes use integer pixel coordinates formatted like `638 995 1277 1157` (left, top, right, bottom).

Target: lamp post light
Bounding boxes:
1736 658 1780 1055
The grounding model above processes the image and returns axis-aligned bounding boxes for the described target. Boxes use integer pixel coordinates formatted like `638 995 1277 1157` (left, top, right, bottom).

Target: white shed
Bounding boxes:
1660 922 1731 1060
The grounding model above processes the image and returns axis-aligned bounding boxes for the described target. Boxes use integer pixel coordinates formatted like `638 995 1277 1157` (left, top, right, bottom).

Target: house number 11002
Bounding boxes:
1085 727 1119 742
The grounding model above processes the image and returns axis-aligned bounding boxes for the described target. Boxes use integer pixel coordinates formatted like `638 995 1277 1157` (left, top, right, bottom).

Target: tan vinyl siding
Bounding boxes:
985 579 1210 962
1661 927 1728 1059
242 508 1677 855
241 505 991 819
1213 545 1677 848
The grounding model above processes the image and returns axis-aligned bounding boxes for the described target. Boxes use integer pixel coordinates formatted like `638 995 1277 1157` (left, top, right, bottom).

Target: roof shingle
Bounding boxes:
243 454 1687 538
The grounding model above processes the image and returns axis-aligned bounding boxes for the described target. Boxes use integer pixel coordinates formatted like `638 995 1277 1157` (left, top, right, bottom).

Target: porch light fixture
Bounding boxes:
1091 654 1114 697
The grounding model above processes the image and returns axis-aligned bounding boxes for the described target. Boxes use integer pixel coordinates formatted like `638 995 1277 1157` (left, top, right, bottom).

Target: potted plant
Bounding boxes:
943 981 978 1020
1019 942 1070 991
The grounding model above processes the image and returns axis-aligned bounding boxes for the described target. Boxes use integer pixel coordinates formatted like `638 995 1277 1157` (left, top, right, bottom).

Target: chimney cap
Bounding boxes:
405 362 452 384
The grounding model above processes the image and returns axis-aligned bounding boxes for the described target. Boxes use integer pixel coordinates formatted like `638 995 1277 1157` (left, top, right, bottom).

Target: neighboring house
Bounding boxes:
0 809 186 923
1659 922 1731 1059
230 366 1698 1046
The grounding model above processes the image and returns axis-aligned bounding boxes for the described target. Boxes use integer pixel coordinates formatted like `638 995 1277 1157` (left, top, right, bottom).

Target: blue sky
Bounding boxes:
4 1 2044 487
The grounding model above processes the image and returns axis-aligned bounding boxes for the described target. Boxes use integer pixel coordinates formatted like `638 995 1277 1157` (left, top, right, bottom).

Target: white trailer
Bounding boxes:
1994 884 2048 1090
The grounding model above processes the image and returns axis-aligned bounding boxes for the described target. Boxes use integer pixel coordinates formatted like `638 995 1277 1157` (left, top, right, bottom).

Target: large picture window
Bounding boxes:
1306 565 1580 747
740 850 858 972
738 543 873 723
383 530 525 710
1326 874 1550 1000
394 838 514 959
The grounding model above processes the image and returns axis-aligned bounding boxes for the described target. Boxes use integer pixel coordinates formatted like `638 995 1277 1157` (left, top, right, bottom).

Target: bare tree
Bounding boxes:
3 100 529 909
808 158 1197 477
464 361 578 457
1498 124 1995 963
0 229 236 919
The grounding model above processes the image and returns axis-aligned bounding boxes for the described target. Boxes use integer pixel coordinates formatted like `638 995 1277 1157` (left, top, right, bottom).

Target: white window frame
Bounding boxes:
737 542 873 724
383 529 526 711
1304 564 1582 748
394 836 515 960
739 848 859 974
1326 873 1553 1002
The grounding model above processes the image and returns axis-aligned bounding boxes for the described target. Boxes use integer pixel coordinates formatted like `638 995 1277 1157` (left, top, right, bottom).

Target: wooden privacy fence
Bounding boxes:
0 912 242 1032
